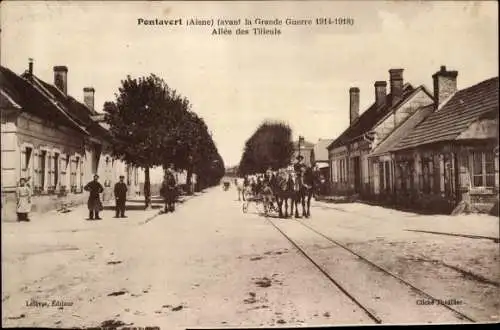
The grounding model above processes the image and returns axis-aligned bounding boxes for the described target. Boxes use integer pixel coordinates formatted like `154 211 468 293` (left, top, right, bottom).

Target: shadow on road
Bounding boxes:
103 204 162 211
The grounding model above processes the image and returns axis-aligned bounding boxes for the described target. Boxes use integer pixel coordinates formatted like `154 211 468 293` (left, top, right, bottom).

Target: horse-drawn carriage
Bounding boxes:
241 185 278 216
241 166 315 218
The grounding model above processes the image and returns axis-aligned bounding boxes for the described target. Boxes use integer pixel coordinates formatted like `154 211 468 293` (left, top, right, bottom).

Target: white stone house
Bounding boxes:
1 62 142 221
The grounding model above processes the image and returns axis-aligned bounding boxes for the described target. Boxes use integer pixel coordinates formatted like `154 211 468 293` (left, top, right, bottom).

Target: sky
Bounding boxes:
2 1 498 167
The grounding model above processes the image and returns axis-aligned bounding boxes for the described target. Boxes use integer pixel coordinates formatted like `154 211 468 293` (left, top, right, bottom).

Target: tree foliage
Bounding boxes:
238 121 294 175
104 74 224 196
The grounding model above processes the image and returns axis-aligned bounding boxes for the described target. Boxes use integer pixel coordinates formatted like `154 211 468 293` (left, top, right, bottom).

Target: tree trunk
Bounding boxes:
186 167 193 195
144 166 151 210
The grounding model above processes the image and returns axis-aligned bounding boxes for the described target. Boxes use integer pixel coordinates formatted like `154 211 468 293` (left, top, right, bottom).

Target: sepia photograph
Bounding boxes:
1 0 498 329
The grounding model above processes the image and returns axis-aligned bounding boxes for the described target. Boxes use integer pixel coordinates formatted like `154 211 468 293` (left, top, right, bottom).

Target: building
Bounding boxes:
311 138 334 181
292 139 314 167
387 70 499 214
1 61 143 222
327 68 434 196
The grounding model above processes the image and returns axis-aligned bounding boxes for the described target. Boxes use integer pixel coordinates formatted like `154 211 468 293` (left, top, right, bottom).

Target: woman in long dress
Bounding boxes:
16 178 32 222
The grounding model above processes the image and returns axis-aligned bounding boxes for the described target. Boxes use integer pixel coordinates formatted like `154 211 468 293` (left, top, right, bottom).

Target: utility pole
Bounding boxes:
298 135 304 159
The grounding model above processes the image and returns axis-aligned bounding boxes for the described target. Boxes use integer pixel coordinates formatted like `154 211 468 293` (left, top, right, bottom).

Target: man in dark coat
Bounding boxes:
294 155 307 175
84 174 104 220
160 163 178 213
114 175 128 218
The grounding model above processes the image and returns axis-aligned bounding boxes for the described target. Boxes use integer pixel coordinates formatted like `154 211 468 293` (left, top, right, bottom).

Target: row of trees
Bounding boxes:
104 74 225 208
238 121 294 175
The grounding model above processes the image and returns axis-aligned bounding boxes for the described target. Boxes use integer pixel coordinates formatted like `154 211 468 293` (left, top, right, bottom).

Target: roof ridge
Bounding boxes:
24 75 90 135
373 103 434 151
0 88 22 109
328 83 417 150
392 76 498 151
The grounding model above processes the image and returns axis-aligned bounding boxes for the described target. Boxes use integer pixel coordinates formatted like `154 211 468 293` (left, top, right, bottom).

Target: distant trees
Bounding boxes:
104 74 224 208
238 121 294 175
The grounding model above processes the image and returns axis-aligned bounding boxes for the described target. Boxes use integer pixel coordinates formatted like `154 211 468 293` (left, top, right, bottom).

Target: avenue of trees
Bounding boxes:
104 74 225 208
238 121 294 175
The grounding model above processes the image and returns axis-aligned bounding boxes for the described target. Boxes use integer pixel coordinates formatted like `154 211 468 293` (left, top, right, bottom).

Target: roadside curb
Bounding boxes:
140 194 197 225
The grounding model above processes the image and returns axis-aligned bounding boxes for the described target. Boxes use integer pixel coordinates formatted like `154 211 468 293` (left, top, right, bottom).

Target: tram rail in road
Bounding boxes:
264 216 476 324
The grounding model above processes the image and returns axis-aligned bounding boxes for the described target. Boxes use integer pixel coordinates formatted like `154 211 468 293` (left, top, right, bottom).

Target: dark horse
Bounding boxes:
274 171 303 218
299 167 315 218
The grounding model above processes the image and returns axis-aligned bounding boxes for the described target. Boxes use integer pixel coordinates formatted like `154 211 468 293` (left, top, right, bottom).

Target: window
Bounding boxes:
421 156 434 194
47 152 52 189
70 156 77 188
330 161 335 182
384 161 391 192
397 160 413 192
472 151 495 187
79 158 84 188
34 150 47 191
60 154 68 188
444 153 455 195
54 153 59 187
379 162 384 190
433 154 441 193
339 159 345 183
21 146 33 181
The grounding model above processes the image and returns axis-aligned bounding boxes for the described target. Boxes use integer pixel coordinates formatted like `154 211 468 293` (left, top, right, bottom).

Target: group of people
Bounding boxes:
235 155 325 218
14 174 128 222
14 163 181 222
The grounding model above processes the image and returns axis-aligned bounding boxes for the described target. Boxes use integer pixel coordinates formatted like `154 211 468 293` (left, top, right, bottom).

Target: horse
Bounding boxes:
299 167 315 218
273 170 293 218
289 172 303 218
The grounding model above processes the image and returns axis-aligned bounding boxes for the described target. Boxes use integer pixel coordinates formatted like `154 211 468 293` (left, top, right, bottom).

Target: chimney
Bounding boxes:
374 81 387 107
389 68 404 106
53 66 68 94
28 58 33 76
432 65 458 109
349 87 360 126
83 87 95 111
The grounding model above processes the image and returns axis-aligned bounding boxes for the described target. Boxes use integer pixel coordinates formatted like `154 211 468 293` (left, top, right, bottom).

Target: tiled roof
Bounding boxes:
370 104 434 157
393 76 499 151
33 76 111 139
313 138 334 161
0 66 89 134
35 77 98 127
327 84 415 150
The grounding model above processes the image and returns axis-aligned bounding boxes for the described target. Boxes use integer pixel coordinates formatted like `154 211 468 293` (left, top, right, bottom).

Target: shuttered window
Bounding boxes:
472 151 495 187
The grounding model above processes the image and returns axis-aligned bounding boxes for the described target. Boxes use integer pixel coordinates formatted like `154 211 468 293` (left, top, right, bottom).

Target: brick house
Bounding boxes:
327 68 434 197
388 69 499 214
1 61 143 221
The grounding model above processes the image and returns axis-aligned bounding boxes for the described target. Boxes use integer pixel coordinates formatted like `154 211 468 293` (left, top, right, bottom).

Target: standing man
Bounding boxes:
114 175 128 218
84 174 104 220
294 155 307 175
161 163 178 213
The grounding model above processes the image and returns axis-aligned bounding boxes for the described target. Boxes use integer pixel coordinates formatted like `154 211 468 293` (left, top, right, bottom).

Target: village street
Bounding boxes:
2 186 499 329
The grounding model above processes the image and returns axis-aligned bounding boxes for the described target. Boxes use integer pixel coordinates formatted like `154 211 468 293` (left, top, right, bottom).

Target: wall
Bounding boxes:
1 112 145 221
389 144 499 214
328 146 351 194
1 110 19 221
372 89 433 149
